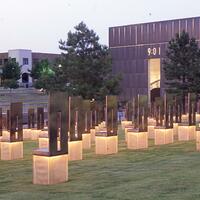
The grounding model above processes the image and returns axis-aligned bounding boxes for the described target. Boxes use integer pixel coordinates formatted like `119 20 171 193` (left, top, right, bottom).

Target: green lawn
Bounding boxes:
0 129 200 200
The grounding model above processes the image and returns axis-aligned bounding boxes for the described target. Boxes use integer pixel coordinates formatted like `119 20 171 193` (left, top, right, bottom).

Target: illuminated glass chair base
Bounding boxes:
95 131 118 155
148 125 155 139
68 140 83 161
154 127 174 145
178 123 196 141
82 133 91 149
91 122 106 144
127 129 148 150
94 126 99 136
196 114 200 123
31 129 41 140
121 120 132 129
23 128 32 140
148 117 156 126
2 131 10 141
182 114 189 123
1 136 23 160
100 121 106 128
90 128 96 143
33 149 68 185
196 127 200 151
173 123 179 136
124 125 134 142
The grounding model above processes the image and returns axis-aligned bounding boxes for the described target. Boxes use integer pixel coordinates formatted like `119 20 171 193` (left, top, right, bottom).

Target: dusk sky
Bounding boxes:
1 0 200 53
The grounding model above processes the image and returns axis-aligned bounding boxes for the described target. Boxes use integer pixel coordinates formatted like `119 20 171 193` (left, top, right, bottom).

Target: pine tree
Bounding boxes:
59 22 121 100
163 30 200 111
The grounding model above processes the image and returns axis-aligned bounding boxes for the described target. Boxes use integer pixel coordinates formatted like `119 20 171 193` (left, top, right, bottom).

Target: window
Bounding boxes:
23 58 29 65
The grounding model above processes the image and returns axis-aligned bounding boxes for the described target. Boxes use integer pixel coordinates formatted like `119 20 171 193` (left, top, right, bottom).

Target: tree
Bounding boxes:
30 59 51 80
1 58 21 89
31 60 67 92
163 30 200 111
59 22 121 100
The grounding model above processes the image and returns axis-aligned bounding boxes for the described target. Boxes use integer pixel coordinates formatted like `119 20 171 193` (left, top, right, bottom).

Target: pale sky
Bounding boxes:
1 0 200 53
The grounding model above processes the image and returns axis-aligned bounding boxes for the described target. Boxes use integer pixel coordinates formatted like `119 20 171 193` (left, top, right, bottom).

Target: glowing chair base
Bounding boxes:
68 140 83 161
31 129 41 140
173 123 178 136
196 129 200 151
124 126 134 142
95 135 118 155
182 114 188 123
23 129 32 140
121 121 132 129
148 125 155 139
148 118 156 126
196 114 200 123
178 125 196 141
33 154 68 185
127 131 148 150
82 133 91 149
90 129 95 143
1 141 23 160
154 128 174 145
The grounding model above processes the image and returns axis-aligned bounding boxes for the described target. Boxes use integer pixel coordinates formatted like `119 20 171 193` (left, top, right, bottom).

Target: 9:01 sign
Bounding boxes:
147 47 161 56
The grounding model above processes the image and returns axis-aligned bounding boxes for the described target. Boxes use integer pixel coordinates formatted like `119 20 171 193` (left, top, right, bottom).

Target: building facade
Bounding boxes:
0 49 60 87
109 16 200 101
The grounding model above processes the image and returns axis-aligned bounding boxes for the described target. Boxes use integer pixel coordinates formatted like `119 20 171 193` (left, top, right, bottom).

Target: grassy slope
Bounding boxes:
0 129 200 200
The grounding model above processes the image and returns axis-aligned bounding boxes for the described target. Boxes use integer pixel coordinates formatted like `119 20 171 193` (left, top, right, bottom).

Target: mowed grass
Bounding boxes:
0 129 200 200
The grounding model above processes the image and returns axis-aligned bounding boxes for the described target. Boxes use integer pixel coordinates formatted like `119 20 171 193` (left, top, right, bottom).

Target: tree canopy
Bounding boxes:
163 30 200 95
30 59 66 92
30 59 53 80
1 58 21 89
58 22 121 100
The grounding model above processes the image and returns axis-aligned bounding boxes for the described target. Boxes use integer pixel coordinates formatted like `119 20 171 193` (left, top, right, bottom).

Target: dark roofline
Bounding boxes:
109 16 200 29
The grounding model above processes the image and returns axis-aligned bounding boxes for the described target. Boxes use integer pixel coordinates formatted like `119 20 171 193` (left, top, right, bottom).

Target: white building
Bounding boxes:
8 49 33 87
